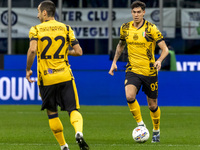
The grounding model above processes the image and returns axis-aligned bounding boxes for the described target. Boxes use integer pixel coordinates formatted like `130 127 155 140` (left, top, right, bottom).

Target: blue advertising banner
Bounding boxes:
0 70 41 104
4 54 200 71
176 55 200 71
1 55 200 106
0 70 199 106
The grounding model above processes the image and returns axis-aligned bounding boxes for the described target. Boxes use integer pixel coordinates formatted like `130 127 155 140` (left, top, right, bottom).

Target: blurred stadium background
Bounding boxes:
1 0 200 55
0 0 200 150
0 0 200 105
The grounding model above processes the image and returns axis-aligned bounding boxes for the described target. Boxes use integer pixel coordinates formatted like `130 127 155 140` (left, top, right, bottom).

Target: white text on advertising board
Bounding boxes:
0 77 41 101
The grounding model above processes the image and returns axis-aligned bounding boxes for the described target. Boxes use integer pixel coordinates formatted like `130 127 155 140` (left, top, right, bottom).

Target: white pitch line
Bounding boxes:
92 143 200 147
0 143 199 147
0 143 57 146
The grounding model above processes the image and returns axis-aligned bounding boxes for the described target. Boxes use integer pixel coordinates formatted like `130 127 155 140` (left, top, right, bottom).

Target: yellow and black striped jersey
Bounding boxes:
29 20 78 86
120 19 164 76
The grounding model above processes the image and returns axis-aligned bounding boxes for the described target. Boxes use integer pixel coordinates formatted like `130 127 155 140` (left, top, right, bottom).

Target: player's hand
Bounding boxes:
26 69 35 83
154 60 161 71
108 63 117 76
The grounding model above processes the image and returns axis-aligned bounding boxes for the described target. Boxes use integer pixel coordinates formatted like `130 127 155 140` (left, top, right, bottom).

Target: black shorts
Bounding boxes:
39 79 80 112
125 72 158 99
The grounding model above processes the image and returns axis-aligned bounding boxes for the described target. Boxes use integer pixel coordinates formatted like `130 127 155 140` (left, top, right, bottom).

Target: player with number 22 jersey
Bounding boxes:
29 20 78 86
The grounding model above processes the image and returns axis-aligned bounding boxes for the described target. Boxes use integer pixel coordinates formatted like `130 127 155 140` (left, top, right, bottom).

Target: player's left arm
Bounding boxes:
68 44 83 56
154 40 169 71
26 40 37 83
67 25 83 56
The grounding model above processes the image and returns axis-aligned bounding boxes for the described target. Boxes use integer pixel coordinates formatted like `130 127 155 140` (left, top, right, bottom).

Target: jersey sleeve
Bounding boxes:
29 26 38 41
120 24 125 41
66 25 79 47
120 22 130 41
151 24 164 44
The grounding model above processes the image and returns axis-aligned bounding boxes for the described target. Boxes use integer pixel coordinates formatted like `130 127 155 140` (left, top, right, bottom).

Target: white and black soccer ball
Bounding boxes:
132 126 150 143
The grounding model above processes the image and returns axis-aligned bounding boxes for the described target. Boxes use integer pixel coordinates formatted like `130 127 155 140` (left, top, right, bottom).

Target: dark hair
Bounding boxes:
39 0 55 17
131 1 146 11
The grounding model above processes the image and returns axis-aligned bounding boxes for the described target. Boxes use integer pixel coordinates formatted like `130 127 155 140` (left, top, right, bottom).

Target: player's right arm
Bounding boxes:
26 26 38 83
26 40 37 83
108 40 126 76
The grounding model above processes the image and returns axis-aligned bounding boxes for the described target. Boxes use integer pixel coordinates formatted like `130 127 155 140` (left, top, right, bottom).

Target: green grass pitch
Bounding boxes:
0 105 200 150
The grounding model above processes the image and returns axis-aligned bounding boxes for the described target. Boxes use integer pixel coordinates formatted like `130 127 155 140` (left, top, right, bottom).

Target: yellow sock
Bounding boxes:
150 106 161 131
49 116 66 146
70 110 83 133
128 99 143 123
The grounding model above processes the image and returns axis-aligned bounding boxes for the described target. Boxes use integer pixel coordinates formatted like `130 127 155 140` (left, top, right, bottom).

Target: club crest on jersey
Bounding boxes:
142 32 146 37
133 33 138 40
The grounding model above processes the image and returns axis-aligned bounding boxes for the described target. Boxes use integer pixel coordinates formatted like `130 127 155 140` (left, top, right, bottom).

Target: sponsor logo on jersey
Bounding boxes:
44 68 64 75
127 42 145 47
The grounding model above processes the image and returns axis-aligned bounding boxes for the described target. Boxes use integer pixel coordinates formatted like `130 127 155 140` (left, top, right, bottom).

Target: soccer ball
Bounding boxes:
132 126 150 143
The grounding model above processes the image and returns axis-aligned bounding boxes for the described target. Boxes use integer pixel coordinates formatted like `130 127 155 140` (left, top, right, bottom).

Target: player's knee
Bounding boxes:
149 105 158 112
126 95 136 103
147 98 157 111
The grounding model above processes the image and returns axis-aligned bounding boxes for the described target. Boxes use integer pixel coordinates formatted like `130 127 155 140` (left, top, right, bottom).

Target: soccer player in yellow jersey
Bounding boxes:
109 1 169 143
26 1 89 150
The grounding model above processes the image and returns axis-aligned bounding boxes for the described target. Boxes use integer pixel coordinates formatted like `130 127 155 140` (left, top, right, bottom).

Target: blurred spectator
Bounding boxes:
143 0 159 7
113 0 127 8
63 0 79 8
83 0 108 7
0 0 7 7
182 0 200 8
164 0 176 7
82 0 90 7
131 0 159 8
